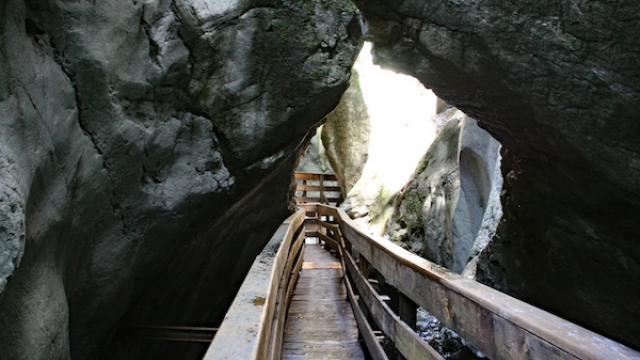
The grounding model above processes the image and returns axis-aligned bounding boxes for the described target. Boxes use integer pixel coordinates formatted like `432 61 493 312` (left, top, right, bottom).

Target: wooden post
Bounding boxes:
302 178 307 201
320 174 326 203
394 292 418 360
356 254 371 320
358 254 370 279
344 236 352 254
314 207 320 245
399 293 417 330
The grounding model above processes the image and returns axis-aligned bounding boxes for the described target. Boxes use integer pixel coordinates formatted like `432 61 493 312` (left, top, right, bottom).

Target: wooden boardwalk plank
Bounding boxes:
282 343 364 360
282 244 365 360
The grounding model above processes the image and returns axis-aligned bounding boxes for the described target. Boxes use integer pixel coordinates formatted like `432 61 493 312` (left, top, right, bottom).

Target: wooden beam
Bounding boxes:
203 209 305 360
296 185 342 192
116 325 218 343
267 231 305 360
341 255 388 360
294 172 339 181
343 250 443 360
296 196 342 204
317 219 340 233
318 232 339 251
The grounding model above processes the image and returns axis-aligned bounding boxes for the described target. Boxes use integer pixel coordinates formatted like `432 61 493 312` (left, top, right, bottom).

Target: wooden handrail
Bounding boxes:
315 204 640 360
204 201 640 360
294 172 343 205
204 209 305 360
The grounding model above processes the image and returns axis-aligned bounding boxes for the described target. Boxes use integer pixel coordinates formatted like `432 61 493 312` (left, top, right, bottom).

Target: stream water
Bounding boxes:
416 308 486 360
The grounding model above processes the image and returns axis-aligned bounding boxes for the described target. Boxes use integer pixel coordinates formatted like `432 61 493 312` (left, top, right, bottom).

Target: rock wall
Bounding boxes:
355 0 640 348
386 110 501 274
0 1 362 359
321 68 370 195
334 42 440 232
296 67 370 184
296 127 333 174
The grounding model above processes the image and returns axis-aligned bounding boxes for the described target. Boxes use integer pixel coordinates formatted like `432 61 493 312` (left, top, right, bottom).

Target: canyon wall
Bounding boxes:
321 68 370 195
386 110 502 275
0 1 362 359
355 0 640 348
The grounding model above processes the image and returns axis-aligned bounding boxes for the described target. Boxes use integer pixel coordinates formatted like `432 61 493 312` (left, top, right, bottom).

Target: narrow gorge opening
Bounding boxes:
298 42 504 278
296 41 504 359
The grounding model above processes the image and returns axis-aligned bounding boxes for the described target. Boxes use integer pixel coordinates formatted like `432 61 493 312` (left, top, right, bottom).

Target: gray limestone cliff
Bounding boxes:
0 1 362 359
355 0 640 348
321 68 370 195
386 110 502 275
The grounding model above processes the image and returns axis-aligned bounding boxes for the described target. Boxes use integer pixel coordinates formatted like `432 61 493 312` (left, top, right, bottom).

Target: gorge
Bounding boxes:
1 0 638 359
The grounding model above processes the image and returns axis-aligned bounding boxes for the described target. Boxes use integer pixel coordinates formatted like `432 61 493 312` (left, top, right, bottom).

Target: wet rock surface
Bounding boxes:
0 1 361 359
417 308 484 360
355 0 640 348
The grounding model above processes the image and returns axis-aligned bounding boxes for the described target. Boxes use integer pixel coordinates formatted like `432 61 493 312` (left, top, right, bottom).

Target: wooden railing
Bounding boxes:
204 209 306 360
204 202 640 360
312 204 640 360
294 172 342 205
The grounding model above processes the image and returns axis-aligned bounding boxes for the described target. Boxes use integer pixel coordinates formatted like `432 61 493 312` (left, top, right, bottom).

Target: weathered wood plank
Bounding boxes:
296 185 342 192
300 246 337 261
296 203 319 217
296 196 342 204
268 230 306 360
253 212 305 360
285 308 358 331
301 261 341 269
298 271 342 281
284 329 360 343
282 342 365 360
291 289 346 301
287 244 305 305
317 205 640 360
341 261 389 360
317 219 340 233
318 232 340 251
204 209 305 360
282 244 365 360
294 172 339 181
343 249 443 360
287 299 355 315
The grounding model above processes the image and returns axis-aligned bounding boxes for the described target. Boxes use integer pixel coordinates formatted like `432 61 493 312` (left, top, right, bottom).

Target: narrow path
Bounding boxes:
282 244 365 360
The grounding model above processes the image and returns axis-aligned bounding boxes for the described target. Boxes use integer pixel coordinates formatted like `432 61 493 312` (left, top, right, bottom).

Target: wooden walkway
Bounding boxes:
282 244 365 360
207 196 640 360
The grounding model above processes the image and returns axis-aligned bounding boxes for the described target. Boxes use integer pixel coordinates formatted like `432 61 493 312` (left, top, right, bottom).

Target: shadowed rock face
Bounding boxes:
354 0 640 348
0 1 361 359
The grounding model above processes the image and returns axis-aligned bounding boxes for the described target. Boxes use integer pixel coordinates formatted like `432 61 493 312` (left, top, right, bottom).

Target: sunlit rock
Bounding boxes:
386 109 502 274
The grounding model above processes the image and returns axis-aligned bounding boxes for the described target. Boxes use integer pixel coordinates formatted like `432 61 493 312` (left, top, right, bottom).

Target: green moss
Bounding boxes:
368 186 394 224
326 0 360 13
251 296 266 306
309 65 331 80
414 153 433 175
402 188 424 220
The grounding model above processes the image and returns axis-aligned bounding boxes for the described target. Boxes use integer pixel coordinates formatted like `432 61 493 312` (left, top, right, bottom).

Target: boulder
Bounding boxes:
321 68 371 195
386 110 502 274
0 0 362 359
